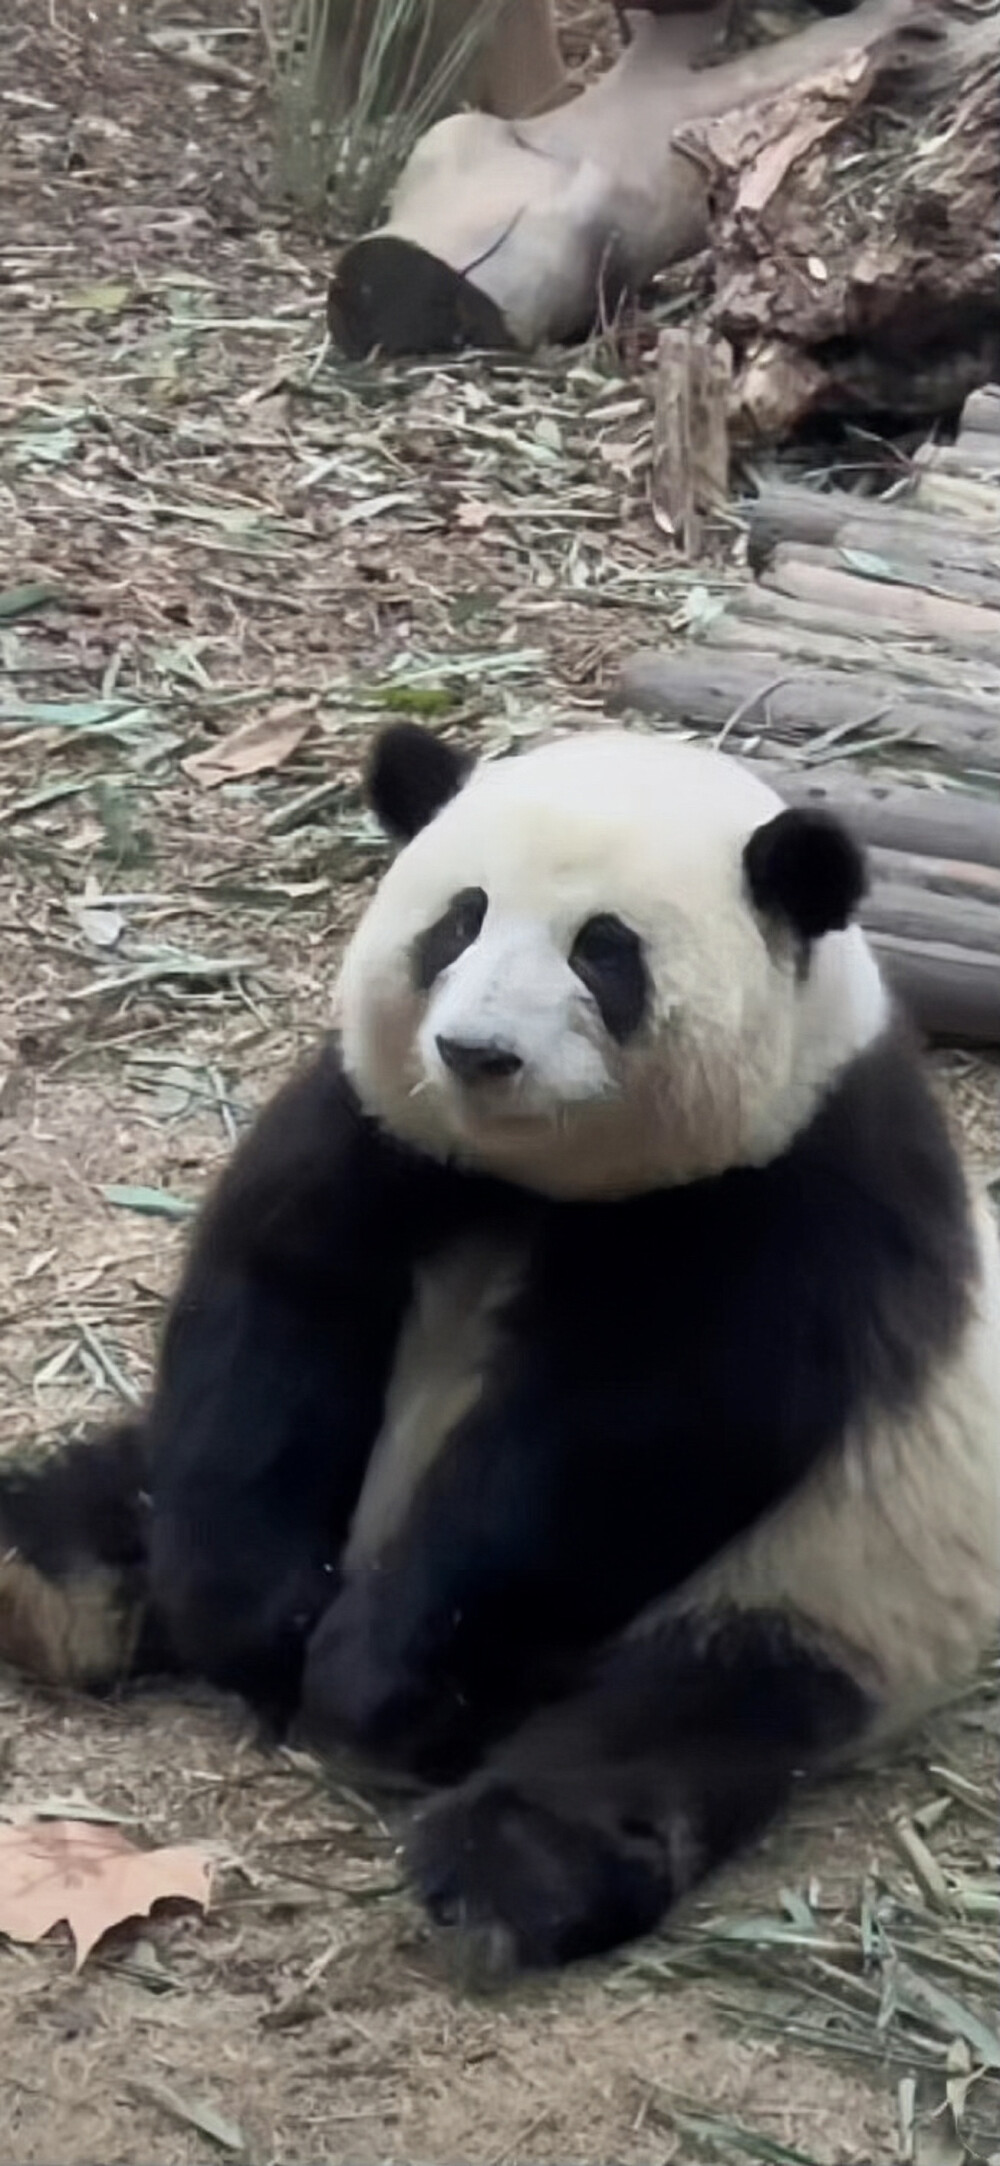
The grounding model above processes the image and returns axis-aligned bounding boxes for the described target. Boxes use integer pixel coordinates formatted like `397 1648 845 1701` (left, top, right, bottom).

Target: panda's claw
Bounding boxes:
406 1777 671 1971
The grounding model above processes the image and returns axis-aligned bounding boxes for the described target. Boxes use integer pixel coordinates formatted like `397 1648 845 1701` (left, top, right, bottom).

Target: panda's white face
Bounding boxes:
337 732 888 1199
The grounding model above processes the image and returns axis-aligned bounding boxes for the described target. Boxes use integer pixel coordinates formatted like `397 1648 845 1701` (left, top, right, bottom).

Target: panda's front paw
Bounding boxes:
406 1776 673 1971
300 1569 498 1780
300 1571 425 1753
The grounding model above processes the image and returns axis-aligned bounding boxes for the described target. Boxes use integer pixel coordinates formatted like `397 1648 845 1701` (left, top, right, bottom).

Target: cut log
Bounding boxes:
611 652 1000 771
868 848 1000 906
911 470 1000 523
862 883 1000 955
740 761 1000 873
767 539 1000 612
651 329 731 556
732 578 1000 664
700 610 1000 699
745 484 1000 570
759 555 1000 654
702 612 892 674
328 0 924 357
961 385 1000 438
869 935 1000 1047
745 484 890 558
914 439 1000 483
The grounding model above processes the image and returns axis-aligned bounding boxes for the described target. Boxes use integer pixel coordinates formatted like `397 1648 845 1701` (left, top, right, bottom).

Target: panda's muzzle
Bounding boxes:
435 1034 524 1084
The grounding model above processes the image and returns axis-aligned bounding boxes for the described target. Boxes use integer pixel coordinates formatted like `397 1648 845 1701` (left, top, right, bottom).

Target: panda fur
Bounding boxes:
0 722 996 1971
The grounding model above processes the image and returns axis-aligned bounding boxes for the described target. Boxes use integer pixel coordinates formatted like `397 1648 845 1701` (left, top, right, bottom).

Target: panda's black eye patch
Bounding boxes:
413 887 488 991
569 913 649 1042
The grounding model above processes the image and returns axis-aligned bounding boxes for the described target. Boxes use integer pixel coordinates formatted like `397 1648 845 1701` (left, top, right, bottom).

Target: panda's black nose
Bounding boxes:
436 1034 523 1083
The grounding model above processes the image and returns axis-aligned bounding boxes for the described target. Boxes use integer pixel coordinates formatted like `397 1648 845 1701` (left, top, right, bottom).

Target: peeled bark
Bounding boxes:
651 329 731 553
698 5 1000 436
327 0 922 359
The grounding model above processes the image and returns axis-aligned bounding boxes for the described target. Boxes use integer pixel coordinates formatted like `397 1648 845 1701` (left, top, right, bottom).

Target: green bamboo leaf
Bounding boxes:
101 1185 196 1221
0 583 61 620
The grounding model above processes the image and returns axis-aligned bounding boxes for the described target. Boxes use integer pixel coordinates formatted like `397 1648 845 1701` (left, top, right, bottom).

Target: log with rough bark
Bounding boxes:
731 578 1000 667
868 849 1000 905
914 438 1000 484
745 484 1000 572
743 766 1000 873
749 565 1000 655
699 610 1000 698
610 692 1000 1042
869 936 1000 1047
911 468 1000 523
327 0 926 358
611 652 1000 771
761 546 1000 632
862 883 1000 955
693 1 1000 438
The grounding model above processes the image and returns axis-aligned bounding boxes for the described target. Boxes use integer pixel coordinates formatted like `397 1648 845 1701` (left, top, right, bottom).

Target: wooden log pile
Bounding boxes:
610 385 1000 1048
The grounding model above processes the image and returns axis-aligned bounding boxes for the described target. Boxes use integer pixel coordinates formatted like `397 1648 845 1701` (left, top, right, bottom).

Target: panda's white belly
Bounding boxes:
344 1235 524 1566
659 1191 1000 1707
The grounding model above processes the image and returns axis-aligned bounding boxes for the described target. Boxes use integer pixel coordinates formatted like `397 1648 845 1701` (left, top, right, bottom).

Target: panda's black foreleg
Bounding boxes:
146 1045 492 1729
298 1388 589 1778
147 1276 367 1730
405 1608 873 1970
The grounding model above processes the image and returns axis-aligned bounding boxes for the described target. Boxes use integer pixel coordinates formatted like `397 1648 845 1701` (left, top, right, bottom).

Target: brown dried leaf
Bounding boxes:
0 1818 213 1969
455 499 493 531
182 701 316 788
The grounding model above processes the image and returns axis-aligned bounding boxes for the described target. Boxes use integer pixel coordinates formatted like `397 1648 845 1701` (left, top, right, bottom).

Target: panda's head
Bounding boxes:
337 724 886 1198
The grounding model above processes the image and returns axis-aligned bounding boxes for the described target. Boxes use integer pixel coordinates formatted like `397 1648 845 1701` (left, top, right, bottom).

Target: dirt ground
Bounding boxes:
1 5 997 2162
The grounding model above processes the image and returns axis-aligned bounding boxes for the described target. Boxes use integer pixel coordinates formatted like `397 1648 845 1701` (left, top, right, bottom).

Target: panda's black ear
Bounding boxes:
365 724 473 842
744 807 867 940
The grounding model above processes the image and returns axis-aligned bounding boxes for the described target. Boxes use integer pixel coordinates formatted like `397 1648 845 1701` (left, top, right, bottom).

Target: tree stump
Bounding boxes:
651 330 731 556
692 4 1000 438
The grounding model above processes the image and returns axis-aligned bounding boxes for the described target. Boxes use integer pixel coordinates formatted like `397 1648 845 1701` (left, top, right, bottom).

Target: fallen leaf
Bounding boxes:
69 899 125 950
64 281 134 316
455 499 493 530
736 119 834 215
181 701 315 787
128 2078 245 2155
0 1819 213 1968
102 1183 197 1221
0 582 61 621
1 1794 134 1826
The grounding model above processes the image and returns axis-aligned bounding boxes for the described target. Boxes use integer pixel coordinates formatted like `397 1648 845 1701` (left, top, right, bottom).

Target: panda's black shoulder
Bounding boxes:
742 1026 974 1366
531 1024 975 1426
782 1022 974 1306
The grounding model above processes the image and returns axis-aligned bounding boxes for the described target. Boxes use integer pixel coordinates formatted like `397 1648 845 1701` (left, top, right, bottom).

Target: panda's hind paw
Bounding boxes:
406 1776 672 1971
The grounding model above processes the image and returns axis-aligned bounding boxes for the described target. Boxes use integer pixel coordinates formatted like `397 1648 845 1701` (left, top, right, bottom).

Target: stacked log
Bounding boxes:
611 384 1000 1048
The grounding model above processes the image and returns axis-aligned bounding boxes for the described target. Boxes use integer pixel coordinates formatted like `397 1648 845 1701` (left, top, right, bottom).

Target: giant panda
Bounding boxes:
0 722 996 1971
